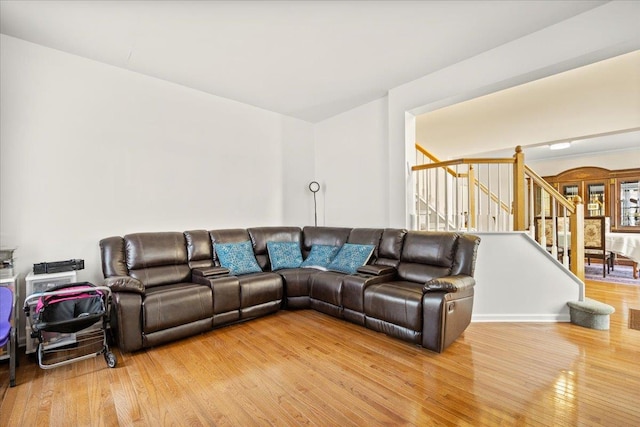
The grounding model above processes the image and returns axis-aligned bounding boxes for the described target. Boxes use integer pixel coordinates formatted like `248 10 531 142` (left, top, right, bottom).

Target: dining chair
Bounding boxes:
534 217 566 263
584 216 613 278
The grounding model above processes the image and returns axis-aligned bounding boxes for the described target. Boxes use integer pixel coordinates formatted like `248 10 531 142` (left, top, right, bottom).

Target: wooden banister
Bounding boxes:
411 157 514 171
414 143 460 177
524 165 575 213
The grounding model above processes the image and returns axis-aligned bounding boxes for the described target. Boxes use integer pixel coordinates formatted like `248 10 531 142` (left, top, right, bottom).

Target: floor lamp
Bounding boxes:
309 181 320 226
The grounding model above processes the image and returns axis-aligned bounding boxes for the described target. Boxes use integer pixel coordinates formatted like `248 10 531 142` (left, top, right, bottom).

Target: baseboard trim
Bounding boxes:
472 313 571 322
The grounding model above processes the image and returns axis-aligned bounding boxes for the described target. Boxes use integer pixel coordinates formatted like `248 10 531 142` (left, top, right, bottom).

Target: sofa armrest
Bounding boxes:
103 276 145 294
423 275 475 294
356 265 396 276
192 267 231 278
422 279 474 353
111 292 143 352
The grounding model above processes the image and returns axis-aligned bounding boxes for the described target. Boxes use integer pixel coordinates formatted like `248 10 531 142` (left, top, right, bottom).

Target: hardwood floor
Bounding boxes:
2 280 639 426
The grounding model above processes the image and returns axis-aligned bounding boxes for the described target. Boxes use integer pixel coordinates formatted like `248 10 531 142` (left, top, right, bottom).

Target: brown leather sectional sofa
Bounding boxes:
99 226 480 353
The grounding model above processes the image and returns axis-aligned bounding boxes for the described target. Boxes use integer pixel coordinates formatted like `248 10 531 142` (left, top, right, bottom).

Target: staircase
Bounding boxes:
413 144 614 329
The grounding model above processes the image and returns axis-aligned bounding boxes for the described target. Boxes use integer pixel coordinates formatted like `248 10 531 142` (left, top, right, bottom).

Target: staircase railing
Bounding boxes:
413 146 514 232
413 144 585 280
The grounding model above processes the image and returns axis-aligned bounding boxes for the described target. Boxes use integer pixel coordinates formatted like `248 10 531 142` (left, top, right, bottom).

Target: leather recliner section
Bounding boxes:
100 227 480 354
207 228 285 321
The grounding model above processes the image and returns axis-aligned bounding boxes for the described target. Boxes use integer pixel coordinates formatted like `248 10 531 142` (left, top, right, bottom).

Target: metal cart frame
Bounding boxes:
24 284 117 370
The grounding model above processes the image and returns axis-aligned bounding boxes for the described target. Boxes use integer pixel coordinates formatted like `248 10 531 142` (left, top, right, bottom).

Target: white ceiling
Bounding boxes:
473 129 640 161
0 0 607 122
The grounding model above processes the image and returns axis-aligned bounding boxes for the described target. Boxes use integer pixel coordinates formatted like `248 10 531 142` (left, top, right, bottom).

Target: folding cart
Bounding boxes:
24 282 117 369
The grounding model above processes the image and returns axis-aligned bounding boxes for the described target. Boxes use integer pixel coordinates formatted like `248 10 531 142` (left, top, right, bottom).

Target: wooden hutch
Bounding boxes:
541 166 640 232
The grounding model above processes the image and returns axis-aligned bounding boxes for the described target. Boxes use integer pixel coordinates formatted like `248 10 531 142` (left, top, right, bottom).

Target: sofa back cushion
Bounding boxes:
450 234 481 277
124 232 191 288
397 232 459 283
247 227 302 270
375 228 407 268
302 227 351 258
184 230 214 269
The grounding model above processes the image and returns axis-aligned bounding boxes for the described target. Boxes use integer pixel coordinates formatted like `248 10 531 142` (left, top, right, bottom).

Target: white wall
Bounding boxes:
0 35 314 287
313 97 389 227
473 233 581 322
281 116 316 227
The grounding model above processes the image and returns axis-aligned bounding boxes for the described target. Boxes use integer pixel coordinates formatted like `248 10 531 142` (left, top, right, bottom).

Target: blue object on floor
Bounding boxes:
0 287 12 347
0 286 16 386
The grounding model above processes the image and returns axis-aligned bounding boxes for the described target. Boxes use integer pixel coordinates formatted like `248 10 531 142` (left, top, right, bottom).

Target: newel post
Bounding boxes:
570 196 585 281
512 146 526 231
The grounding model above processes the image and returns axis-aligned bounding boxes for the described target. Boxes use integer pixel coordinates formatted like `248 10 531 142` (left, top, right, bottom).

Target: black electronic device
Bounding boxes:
33 259 85 275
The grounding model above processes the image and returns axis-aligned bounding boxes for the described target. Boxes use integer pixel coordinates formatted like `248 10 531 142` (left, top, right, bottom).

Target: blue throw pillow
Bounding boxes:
214 241 262 275
300 245 341 271
327 243 375 274
267 241 303 271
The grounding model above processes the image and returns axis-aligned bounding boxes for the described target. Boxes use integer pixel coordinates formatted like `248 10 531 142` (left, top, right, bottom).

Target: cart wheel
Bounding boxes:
105 351 117 368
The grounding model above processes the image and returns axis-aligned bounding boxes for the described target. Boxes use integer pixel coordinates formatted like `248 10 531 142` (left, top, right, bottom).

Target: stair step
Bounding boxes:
567 298 615 330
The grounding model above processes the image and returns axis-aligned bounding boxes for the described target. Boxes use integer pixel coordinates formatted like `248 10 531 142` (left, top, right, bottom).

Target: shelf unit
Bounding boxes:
25 271 77 354
541 166 640 232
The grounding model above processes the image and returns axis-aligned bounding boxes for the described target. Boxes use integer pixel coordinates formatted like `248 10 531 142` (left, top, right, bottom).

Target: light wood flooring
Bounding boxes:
2 280 639 426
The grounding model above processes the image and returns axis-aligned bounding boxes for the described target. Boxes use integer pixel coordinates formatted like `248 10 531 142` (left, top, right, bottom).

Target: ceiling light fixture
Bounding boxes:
549 142 571 150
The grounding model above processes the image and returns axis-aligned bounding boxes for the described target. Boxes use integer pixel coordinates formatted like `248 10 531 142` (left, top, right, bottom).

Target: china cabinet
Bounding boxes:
541 166 640 232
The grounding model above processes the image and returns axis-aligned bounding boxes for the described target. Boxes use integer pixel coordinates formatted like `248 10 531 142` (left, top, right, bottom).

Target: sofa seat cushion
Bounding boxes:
238 272 283 307
143 283 213 334
309 271 345 306
364 281 424 331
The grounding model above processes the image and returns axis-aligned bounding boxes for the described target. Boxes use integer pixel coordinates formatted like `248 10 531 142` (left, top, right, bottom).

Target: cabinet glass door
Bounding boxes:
586 183 606 217
562 184 579 199
619 179 640 229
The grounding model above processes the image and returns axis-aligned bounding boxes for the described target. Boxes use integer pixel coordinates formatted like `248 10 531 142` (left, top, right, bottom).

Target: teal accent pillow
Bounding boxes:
267 241 303 270
327 243 375 274
300 245 341 271
214 241 262 275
